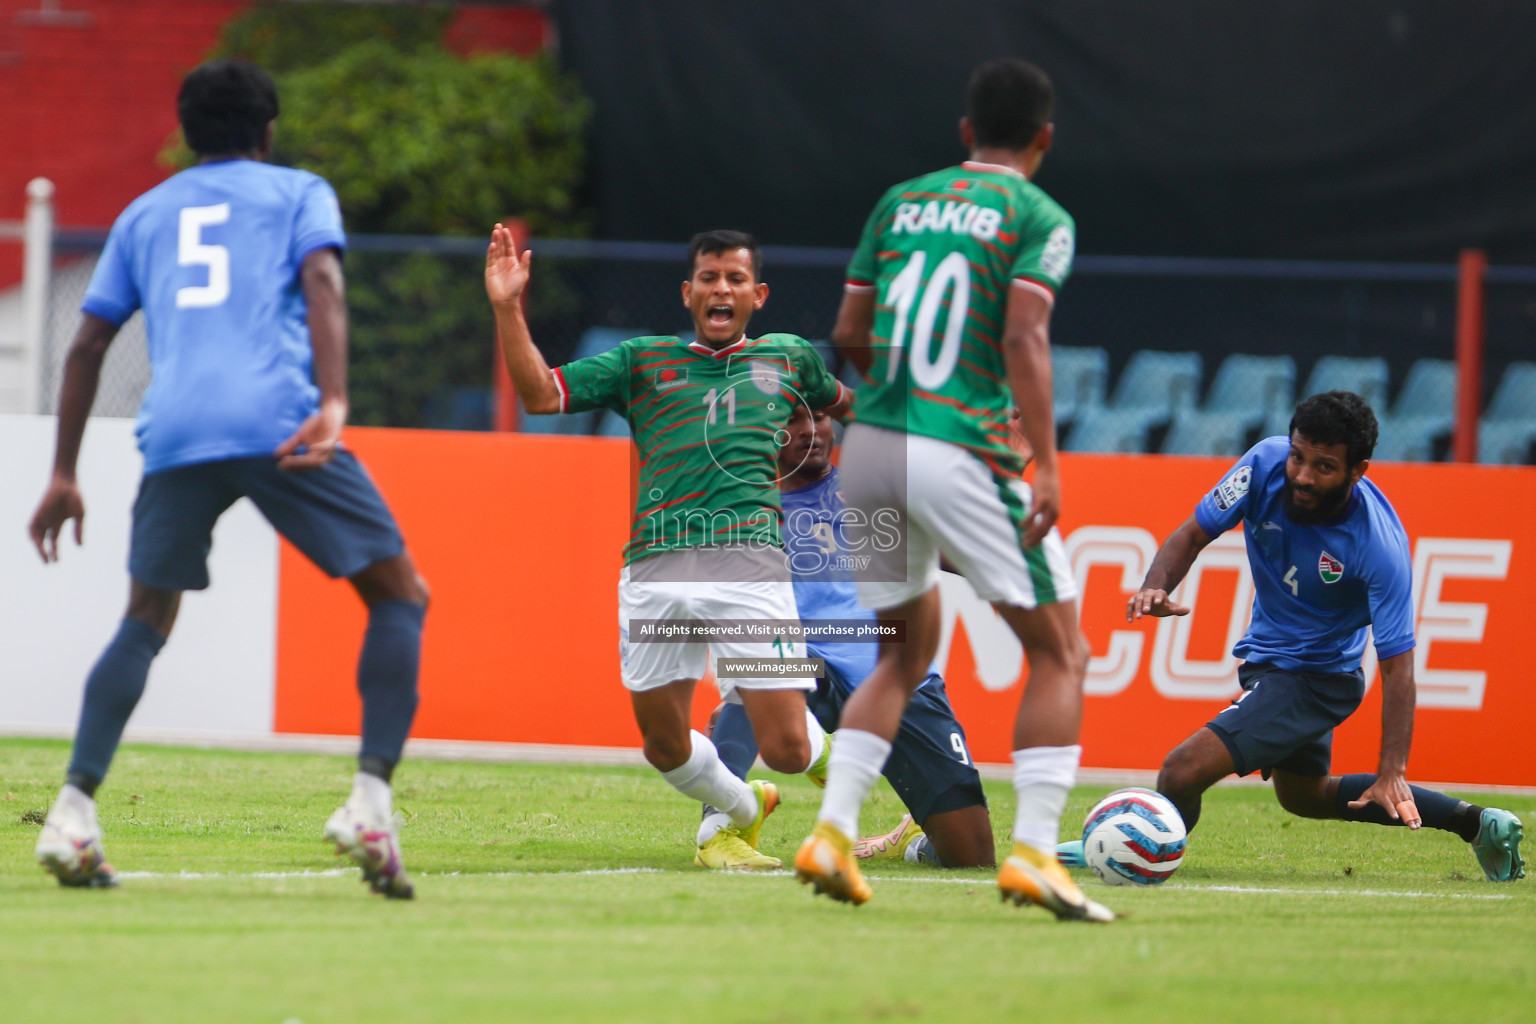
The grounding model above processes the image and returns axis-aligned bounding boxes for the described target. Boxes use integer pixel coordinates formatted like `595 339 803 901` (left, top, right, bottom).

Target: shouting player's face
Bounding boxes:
779 403 834 483
683 248 767 347
1283 433 1364 522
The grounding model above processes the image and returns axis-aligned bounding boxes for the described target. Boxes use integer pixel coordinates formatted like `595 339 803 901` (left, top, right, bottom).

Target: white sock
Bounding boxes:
660 731 757 826
697 810 733 846
1011 745 1081 853
905 834 931 864
353 771 393 821
802 708 828 774
56 783 95 822
816 728 891 839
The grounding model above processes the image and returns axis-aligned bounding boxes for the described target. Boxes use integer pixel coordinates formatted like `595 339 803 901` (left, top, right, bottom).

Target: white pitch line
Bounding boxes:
1167 882 1511 901
872 875 1513 900
110 866 1514 899
117 868 352 880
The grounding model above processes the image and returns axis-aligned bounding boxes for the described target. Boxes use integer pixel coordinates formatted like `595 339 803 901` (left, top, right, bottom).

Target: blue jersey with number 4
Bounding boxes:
1194 436 1415 675
81 159 346 474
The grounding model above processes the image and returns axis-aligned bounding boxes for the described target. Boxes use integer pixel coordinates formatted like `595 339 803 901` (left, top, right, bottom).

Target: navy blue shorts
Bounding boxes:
810 668 987 824
1206 662 1367 778
129 451 404 592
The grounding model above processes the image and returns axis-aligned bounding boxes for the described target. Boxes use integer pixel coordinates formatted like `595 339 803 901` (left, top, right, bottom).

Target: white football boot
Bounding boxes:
323 785 414 900
35 786 117 889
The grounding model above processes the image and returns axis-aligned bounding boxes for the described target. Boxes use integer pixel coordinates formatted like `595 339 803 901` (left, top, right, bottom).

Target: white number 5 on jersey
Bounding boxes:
177 203 231 308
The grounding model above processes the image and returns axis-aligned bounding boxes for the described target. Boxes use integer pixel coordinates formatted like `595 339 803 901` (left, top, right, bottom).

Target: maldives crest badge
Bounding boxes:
1318 551 1344 584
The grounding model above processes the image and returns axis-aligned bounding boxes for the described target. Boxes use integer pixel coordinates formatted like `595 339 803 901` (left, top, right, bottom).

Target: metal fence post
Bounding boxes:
21 177 55 416
1452 248 1486 464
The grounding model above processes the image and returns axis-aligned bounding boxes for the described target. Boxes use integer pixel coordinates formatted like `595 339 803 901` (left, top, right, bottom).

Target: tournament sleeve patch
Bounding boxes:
1213 465 1253 511
1038 224 1075 282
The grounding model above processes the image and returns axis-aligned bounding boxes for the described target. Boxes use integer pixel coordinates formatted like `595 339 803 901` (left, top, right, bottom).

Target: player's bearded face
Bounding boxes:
683 248 767 346
1283 434 1357 522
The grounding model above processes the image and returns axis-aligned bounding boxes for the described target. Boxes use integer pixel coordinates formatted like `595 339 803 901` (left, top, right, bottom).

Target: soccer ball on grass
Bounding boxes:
1080 787 1187 886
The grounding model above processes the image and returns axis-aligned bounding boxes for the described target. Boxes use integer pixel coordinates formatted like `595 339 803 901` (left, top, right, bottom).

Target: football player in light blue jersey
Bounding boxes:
1064 392 1522 881
28 60 429 897
705 403 995 868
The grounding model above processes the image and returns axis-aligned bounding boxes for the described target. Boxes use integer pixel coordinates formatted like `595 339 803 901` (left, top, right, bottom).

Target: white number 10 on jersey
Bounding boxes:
884 249 971 390
176 203 231 308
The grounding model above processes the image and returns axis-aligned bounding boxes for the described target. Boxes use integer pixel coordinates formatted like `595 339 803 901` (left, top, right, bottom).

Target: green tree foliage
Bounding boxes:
272 40 588 238
210 2 452 74
199 4 589 427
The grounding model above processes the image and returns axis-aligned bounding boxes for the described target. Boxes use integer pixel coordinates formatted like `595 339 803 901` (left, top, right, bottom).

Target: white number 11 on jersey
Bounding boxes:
176 203 231 309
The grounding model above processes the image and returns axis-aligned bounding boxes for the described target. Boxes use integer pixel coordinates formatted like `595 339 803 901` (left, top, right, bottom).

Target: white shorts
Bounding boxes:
840 423 1078 611
617 546 814 699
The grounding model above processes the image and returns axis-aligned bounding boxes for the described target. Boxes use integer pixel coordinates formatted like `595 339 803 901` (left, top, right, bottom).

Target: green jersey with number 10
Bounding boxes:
846 160 1075 476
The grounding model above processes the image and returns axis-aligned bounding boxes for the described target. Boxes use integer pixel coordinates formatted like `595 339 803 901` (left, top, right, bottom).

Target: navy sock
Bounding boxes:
1334 774 1483 842
67 618 166 787
357 600 425 767
711 702 759 782
701 701 759 821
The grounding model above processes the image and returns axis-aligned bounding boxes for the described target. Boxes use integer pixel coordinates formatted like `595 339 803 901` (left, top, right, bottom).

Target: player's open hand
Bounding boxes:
29 476 85 563
1127 588 1191 621
1022 463 1060 547
485 223 532 308
1348 772 1422 829
275 397 347 471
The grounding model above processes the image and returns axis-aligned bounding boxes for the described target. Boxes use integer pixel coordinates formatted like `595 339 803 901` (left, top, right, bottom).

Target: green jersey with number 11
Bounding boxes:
555 334 846 565
846 160 1075 477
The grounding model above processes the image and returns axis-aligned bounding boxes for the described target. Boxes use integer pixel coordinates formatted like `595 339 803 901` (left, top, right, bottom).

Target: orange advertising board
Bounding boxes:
276 429 1536 788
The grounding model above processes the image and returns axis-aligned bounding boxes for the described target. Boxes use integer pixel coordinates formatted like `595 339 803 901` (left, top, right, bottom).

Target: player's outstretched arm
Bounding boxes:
830 287 875 377
1347 651 1421 828
29 313 118 562
1127 515 1215 621
485 222 561 414
1000 286 1059 547
276 246 348 470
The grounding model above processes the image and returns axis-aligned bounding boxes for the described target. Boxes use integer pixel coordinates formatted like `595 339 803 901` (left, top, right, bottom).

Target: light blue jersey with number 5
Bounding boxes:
81 159 346 474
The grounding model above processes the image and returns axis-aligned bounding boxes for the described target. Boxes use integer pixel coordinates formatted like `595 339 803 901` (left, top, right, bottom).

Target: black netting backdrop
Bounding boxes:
42 233 1536 464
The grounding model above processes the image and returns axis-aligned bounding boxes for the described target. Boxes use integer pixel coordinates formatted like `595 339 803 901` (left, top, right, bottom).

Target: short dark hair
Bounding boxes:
178 59 279 156
966 59 1054 150
1289 391 1379 466
687 230 761 281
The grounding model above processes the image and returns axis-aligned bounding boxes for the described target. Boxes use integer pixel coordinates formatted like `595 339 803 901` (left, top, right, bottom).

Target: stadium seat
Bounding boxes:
1052 346 1109 427
1365 359 1457 461
1106 350 1202 427
1160 410 1252 457
1203 354 1295 429
1373 415 1448 462
1298 356 1390 411
1478 420 1536 465
1064 408 1160 453
1483 362 1536 422
1390 359 1457 421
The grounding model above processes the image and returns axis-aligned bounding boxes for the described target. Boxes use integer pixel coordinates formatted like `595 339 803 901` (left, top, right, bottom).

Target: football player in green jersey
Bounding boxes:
795 59 1110 921
486 226 850 869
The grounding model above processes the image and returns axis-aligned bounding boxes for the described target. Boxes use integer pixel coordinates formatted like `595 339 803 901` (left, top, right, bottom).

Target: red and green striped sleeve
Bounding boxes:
554 341 631 414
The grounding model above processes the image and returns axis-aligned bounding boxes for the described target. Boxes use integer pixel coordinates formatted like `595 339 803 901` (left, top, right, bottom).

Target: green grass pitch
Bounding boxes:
1 737 1530 1024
